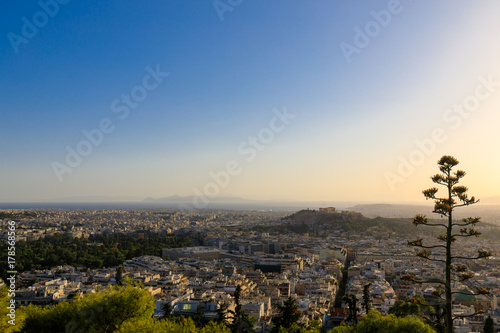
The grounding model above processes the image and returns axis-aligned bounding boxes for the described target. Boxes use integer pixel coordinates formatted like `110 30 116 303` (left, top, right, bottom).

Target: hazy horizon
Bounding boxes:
4 193 500 206
2 1 500 204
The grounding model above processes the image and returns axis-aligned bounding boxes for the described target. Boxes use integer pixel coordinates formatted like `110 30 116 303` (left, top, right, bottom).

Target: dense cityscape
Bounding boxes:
1 205 499 332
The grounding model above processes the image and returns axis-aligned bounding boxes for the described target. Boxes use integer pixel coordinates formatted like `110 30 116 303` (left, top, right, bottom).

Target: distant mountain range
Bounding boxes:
143 195 251 204
46 196 144 202
141 195 358 211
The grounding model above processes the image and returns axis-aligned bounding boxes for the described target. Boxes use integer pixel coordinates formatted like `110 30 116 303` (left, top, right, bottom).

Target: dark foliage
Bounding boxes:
0 233 191 281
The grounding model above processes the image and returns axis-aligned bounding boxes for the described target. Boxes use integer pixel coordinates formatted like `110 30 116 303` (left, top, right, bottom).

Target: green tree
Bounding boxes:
361 283 371 314
331 310 436 333
271 296 302 333
216 301 229 326
115 265 123 286
425 302 446 333
407 155 491 333
0 233 192 282
190 304 207 328
20 284 155 333
483 315 494 333
116 316 231 333
334 259 351 308
18 283 233 333
388 295 433 318
342 294 359 325
161 302 173 320
276 323 322 333
228 285 254 333
389 300 421 318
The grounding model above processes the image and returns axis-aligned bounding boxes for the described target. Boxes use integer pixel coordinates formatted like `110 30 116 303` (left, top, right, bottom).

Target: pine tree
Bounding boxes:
216 301 229 326
342 294 359 325
161 302 172 320
115 265 123 286
361 283 371 314
483 315 494 333
406 155 492 333
271 296 301 332
228 285 254 333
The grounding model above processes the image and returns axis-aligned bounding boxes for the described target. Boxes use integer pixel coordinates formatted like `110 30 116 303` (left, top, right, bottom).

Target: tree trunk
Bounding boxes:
446 181 453 333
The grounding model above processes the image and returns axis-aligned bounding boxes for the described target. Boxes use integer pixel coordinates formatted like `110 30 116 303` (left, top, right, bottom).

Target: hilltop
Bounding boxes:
275 208 500 239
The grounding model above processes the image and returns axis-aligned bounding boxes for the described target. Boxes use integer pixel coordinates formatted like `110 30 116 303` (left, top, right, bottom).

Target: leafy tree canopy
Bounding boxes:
20 284 155 333
331 310 436 333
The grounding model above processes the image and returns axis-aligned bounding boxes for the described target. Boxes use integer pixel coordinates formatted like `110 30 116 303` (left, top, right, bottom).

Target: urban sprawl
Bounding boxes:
1 207 499 332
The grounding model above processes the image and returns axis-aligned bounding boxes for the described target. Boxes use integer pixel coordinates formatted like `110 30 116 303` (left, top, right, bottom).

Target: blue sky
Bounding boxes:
1 0 500 203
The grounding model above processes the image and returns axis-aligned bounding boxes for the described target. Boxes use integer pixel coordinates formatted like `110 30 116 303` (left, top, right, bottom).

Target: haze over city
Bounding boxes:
2 1 500 205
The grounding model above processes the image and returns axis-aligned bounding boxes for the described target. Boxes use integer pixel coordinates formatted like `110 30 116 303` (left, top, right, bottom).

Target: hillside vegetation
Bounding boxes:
274 209 500 239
